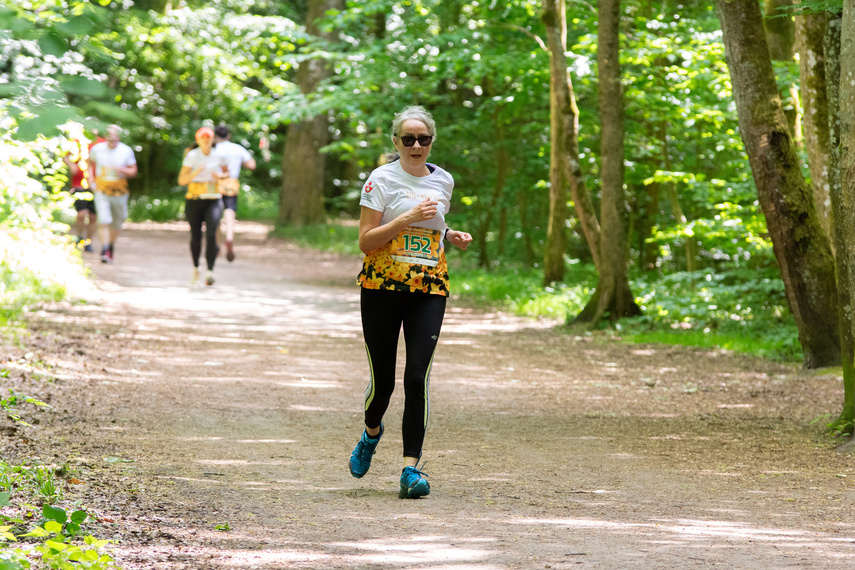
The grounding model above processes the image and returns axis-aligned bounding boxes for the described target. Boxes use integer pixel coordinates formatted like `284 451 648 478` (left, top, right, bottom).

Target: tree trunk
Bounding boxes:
659 124 698 272
542 0 570 283
517 191 536 267
574 0 640 325
764 0 795 59
637 181 660 272
763 0 801 141
541 0 601 283
795 12 834 251
277 0 342 226
828 13 855 433
478 119 509 269
716 0 840 369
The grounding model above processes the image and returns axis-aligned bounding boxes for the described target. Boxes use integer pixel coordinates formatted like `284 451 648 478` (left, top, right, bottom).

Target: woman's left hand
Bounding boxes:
448 230 473 251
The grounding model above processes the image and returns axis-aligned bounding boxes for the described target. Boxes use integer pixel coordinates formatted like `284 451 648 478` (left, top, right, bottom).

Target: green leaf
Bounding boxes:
0 7 35 37
0 557 26 570
44 520 64 534
55 15 95 37
104 456 134 464
81 101 143 125
44 539 68 551
70 510 88 525
84 535 110 548
58 76 110 98
0 492 9 506
21 526 50 538
0 83 24 99
15 106 79 140
68 547 85 561
43 504 67 524
38 30 68 57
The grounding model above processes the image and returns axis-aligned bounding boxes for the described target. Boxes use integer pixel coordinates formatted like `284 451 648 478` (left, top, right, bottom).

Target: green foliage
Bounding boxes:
93 2 298 190
625 268 801 361
0 463 64 506
127 195 184 224
0 0 120 139
0 125 70 232
787 1 843 16
0 391 52 429
453 264 597 321
1 506 118 570
271 222 361 255
0 263 66 331
235 188 278 222
0 466 118 569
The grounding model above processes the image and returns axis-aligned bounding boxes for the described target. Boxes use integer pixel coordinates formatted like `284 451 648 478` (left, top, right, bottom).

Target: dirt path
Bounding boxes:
12 221 855 569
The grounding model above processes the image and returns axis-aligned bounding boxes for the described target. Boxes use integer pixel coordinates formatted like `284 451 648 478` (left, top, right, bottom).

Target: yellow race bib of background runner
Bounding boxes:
390 227 441 267
186 182 220 200
217 177 240 196
95 178 129 196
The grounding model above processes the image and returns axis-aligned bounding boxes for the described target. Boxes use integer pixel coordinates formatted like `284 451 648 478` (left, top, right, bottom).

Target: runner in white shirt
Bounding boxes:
348 106 472 500
88 124 138 264
214 125 256 262
178 127 228 286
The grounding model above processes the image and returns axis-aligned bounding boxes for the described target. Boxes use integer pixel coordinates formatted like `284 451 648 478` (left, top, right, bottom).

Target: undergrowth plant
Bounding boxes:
0 502 119 570
1 389 52 429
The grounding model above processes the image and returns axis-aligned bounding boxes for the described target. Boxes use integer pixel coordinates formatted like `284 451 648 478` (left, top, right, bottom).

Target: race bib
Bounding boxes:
95 178 129 196
187 182 220 200
390 226 441 267
99 167 120 181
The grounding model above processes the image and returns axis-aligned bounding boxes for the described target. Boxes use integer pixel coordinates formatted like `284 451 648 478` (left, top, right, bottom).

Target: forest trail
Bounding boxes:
19 221 855 569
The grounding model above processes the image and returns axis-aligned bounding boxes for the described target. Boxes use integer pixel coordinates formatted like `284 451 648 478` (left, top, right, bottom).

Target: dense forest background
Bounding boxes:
5 0 855 427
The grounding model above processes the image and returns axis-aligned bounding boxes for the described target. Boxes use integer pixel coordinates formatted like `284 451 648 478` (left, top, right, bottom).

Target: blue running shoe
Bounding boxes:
399 464 430 499
349 423 383 478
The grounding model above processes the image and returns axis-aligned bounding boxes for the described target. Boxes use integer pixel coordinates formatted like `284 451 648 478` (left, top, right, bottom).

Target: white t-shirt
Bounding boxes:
89 142 136 181
359 161 453 233
182 147 227 183
215 140 253 178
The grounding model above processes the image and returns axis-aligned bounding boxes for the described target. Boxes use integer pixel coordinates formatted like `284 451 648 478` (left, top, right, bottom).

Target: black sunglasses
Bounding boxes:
398 134 433 147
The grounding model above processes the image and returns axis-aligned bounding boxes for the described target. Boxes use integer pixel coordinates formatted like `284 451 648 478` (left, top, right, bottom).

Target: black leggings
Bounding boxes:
360 288 446 459
185 198 222 270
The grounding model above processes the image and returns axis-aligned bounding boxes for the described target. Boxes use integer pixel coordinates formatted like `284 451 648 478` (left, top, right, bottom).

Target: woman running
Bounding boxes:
178 127 227 286
348 106 473 499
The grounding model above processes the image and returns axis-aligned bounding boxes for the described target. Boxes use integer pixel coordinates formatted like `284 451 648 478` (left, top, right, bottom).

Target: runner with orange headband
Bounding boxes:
178 127 228 286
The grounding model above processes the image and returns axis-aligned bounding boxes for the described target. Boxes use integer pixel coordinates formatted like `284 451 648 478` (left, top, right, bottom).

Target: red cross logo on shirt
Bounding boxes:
364 181 373 193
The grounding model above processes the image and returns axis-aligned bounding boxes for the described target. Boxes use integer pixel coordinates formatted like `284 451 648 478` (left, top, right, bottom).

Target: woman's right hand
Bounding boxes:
405 198 439 224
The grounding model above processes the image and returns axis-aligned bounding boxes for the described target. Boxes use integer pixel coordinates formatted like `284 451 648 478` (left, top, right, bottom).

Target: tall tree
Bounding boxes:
278 0 342 226
575 0 640 324
715 0 840 369
541 0 601 284
795 11 834 247
828 11 855 434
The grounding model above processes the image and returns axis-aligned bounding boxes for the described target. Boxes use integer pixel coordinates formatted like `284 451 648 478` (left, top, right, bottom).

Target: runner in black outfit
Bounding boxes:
178 127 228 286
